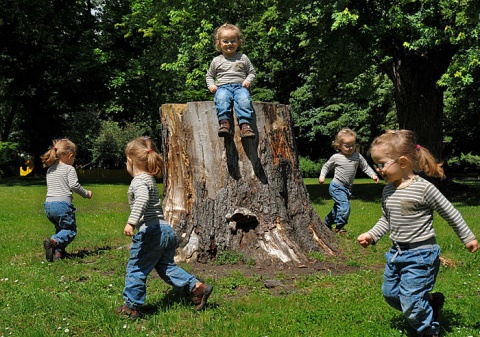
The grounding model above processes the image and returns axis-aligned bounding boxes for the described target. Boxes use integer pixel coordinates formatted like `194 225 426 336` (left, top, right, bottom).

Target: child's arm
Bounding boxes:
124 223 135 237
358 154 379 183
206 59 217 93
357 232 373 247
318 155 335 184
242 54 256 88
67 166 92 198
465 239 479 253
208 84 218 93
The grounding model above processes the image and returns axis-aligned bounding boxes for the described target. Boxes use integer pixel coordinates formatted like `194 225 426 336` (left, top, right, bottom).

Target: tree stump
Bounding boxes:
160 102 337 265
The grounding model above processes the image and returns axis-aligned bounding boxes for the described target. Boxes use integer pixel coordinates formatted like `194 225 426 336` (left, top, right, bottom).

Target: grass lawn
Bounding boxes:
0 177 479 336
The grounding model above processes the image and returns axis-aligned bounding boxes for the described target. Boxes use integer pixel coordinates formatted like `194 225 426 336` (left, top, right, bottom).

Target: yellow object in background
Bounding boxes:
20 159 34 176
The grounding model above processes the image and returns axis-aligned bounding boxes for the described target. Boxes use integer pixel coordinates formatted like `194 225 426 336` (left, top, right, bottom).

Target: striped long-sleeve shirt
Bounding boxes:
368 176 476 245
45 163 89 202
206 53 256 88
319 152 377 187
127 173 164 229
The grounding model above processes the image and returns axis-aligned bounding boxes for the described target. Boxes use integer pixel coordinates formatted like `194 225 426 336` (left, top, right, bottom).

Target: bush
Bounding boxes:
299 156 325 178
447 152 480 174
0 142 24 178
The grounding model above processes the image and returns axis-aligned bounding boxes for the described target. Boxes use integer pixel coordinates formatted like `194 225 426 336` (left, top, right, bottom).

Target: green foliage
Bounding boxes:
2 0 480 171
0 142 23 178
447 152 480 171
91 121 147 169
299 156 325 178
213 250 248 265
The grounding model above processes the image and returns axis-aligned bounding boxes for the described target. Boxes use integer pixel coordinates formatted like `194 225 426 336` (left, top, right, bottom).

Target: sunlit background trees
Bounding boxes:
1 0 479 177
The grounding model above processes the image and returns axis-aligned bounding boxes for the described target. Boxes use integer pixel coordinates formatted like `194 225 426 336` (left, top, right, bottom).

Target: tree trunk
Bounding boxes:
160 102 337 265
382 41 457 160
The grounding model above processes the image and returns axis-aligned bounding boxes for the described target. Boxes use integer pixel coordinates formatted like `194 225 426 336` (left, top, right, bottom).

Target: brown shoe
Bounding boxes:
116 304 141 319
218 120 231 137
240 123 255 138
192 283 213 310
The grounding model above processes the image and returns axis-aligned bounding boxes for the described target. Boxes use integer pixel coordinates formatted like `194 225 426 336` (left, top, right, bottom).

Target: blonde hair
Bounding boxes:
370 130 445 179
41 139 77 168
213 23 244 52
125 137 164 178
333 128 357 151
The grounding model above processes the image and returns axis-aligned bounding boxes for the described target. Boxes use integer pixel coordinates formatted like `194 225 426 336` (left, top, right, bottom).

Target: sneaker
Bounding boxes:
429 292 445 321
240 123 255 138
335 228 347 235
218 120 231 137
191 283 213 310
116 304 141 319
43 239 56 262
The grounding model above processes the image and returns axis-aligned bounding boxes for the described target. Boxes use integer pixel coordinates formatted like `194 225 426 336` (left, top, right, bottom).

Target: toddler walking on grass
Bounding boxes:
116 136 213 318
41 138 93 262
357 129 478 337
319 128 378 233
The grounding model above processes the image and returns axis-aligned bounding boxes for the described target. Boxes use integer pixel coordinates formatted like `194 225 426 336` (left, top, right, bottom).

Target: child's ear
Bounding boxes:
398 156 409 168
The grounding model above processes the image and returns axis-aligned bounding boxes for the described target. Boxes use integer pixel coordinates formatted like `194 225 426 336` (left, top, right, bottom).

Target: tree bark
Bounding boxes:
160 102 337 265
382 40 457 160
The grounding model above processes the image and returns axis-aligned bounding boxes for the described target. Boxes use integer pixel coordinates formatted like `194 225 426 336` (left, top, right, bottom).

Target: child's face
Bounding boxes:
338 136 356 156
217 29 239 57
370 147 403 185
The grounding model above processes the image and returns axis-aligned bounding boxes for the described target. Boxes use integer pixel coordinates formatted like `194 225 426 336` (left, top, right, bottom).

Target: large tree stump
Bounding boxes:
160 102 337 265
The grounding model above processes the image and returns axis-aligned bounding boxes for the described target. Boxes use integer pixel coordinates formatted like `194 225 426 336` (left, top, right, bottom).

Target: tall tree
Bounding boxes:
327 0 480 159
0 0 107 168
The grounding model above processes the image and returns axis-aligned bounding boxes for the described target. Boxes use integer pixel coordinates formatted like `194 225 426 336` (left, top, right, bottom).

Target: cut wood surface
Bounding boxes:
160 101 337 265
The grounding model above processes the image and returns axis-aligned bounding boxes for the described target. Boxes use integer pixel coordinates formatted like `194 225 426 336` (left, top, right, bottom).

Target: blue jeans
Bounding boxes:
123 223 198 309
44 201 77 253
324 181 351 230
382 245 441 335
214 83 253 125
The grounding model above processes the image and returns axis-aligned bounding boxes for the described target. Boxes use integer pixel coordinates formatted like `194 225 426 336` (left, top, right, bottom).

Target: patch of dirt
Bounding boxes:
187 258 366 295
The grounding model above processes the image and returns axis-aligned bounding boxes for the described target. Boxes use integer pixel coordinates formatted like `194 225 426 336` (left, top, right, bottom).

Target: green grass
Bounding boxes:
0 177 479 336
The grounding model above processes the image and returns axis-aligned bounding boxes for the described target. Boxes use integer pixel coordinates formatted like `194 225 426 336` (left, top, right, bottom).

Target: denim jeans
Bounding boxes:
214 83 253 125
123 223 198 309
324 181 351 230
44 201 77 253
382 245 441 335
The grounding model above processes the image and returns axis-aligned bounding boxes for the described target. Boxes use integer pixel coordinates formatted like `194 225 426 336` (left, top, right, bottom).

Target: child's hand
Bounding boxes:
372 175 379 183
124 224 135 237
242 80 250 89
465 239 479 253
357 233 373 248
87 191 93 199
318 177 325 184
208 85 218 93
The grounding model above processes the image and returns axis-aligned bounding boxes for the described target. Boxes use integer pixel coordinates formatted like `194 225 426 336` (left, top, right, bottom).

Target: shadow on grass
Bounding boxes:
306 182 384 204
140 288 218 316
66 246 113 259
390 309 477 336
